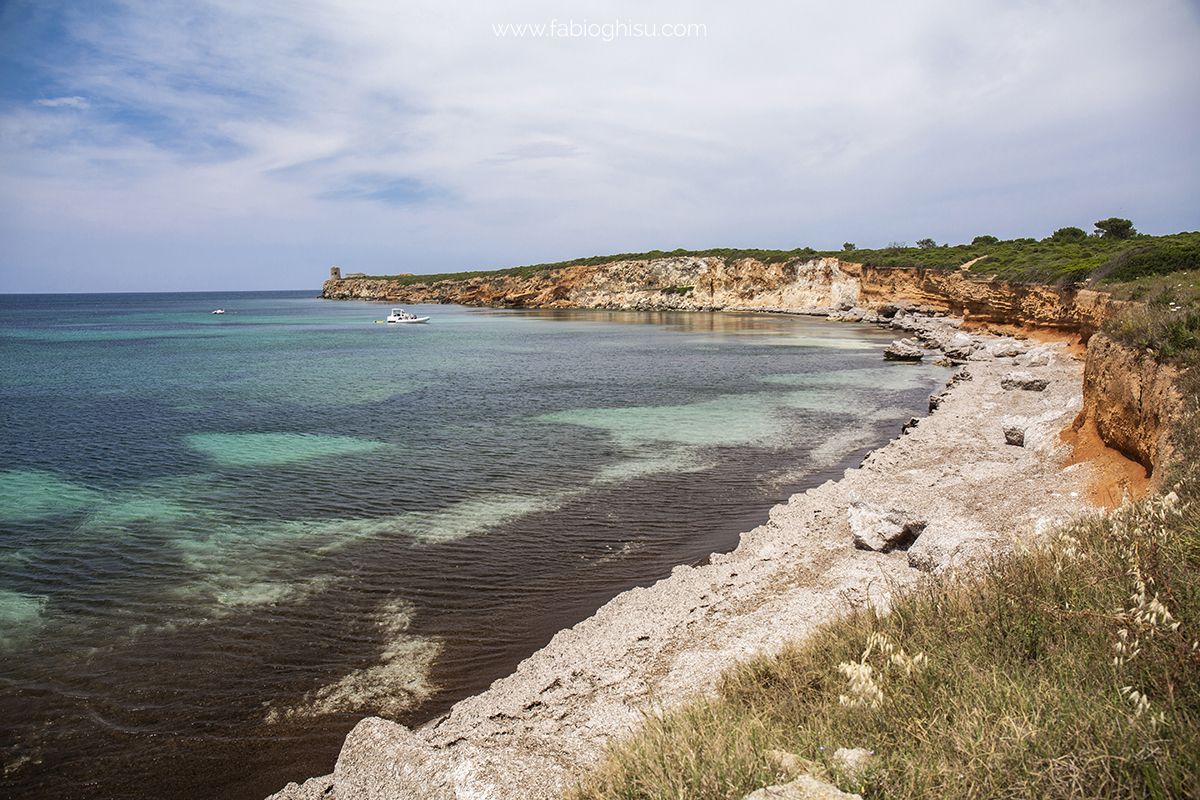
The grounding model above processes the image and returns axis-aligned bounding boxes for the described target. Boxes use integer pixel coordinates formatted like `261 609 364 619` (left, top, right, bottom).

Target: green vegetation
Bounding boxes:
1103 280 1200 368
572 388 1200 800
1050 227 1088 243
1094 238 1200 284
1096 217 1138 240
352 229 1200 292
1103 269 1200 306
842 231 1200 286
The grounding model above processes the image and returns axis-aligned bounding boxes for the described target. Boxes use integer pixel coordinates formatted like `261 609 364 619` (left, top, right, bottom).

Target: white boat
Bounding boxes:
212 309 225 314
385 308 430 323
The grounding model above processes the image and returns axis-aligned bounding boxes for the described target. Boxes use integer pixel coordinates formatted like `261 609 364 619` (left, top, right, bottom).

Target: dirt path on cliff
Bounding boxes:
270 335 1106 800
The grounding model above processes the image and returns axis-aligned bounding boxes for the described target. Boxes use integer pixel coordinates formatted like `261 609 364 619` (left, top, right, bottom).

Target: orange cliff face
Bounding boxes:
322 256 1133 338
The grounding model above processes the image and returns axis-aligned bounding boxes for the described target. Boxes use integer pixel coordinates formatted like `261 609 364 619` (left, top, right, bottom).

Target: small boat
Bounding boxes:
212 309 225 314
385 308 430 324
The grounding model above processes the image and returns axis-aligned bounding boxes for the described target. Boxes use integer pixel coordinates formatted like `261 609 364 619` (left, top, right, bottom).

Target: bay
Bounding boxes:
0 291 946 799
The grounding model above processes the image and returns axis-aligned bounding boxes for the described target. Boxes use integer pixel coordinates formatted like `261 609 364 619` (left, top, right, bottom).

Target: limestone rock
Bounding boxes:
1001 371 1049 391
765 749 810 780
987 338 1029 359
883 339 924 361
930 367 974 410
832 748 873 782
332 718 456 800
907 522 995 574
1015 348 1052 368
942 332 979 360
266 776 335 800
828 306 873 322
1003 425 1026 446
848 502 926 552
281 717 567 800
740 775 863 800
949 367 973 385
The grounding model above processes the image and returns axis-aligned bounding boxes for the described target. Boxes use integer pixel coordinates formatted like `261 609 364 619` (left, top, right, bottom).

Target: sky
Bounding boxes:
1 0 1198 293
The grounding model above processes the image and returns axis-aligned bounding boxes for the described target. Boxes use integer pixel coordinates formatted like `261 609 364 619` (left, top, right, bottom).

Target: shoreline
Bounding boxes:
270 318 1116 800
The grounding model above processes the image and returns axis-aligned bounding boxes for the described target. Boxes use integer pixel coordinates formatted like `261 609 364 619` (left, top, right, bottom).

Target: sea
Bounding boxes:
0 291 948 800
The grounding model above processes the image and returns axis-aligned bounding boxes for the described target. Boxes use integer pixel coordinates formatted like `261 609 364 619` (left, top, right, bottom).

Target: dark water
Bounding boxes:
0 292 947 799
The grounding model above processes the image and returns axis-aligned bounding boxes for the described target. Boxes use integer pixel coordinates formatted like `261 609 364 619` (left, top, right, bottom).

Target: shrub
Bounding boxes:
1105 302 1200 366
1049 227 1088 242
1098 240 1200 283
1096 217 1138 240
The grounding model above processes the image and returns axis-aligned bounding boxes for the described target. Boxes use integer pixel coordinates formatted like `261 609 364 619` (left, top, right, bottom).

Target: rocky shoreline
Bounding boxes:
270 314 1107 800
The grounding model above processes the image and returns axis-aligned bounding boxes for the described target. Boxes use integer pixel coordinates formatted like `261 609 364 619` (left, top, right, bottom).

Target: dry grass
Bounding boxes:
1104 301 1200 368
1100 269 1200 307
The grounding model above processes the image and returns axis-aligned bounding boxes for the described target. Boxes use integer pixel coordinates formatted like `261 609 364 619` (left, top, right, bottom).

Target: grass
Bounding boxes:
571 312 1200 800
1101 277 1200 367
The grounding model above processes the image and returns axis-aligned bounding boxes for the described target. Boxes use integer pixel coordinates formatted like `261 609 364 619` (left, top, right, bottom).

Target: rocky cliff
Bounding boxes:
322 257 1131 336
1073 333 1184 480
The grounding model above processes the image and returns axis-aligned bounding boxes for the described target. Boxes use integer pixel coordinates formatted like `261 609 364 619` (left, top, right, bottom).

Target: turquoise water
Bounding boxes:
0 292 947 799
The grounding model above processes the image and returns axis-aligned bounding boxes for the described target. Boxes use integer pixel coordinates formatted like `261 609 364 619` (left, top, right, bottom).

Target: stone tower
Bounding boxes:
330 266 342 280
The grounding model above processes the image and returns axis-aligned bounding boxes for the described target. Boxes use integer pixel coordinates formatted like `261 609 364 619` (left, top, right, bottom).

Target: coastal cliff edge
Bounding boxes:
321 256 1130 336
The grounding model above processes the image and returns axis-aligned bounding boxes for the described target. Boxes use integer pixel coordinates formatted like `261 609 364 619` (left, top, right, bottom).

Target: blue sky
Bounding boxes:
2 0 1198 293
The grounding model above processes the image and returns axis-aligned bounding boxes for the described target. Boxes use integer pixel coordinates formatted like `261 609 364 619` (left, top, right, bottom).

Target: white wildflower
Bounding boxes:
837 633 927 710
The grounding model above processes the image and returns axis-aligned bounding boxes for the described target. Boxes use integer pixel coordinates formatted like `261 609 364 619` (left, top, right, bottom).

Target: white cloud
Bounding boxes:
35 96 91 108
1 0 1198 291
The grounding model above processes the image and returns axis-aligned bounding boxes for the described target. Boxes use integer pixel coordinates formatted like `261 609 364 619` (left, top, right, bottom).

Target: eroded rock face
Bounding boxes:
321 257 1131 335
1073 333 1184 480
